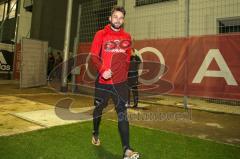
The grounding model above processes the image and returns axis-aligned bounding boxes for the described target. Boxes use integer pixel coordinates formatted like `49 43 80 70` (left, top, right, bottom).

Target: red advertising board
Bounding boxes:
76 34 240 100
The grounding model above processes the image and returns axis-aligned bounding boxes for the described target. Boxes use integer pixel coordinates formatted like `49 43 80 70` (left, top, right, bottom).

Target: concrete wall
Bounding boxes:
189 0 240 36
16 0 32 42
120 0 240 40
29 0 240 49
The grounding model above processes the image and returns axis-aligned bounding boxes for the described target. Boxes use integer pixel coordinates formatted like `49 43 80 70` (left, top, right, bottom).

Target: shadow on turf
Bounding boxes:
93 146 122 159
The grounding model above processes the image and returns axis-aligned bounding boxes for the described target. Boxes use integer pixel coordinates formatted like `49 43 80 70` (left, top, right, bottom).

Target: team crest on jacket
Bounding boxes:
104 39 131 53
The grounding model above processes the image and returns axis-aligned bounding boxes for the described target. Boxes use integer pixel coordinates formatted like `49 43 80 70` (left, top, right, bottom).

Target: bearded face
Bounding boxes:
110 21 122 29
109 11 125 30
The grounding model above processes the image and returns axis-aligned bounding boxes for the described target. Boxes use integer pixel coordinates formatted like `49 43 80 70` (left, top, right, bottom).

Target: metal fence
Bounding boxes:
78 0 240 42
73 0 240 108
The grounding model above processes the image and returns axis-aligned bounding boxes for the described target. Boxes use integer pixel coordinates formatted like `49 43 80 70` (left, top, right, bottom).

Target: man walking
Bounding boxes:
90 6 140 159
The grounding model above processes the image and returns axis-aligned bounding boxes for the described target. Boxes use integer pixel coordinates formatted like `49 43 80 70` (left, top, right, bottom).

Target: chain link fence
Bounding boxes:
72 0 240 108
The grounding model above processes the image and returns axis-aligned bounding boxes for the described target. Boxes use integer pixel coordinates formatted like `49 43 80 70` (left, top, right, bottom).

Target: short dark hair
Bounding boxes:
111 6 126 16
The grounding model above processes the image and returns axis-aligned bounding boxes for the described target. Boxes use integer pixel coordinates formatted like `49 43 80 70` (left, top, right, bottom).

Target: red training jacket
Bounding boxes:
90 24 132 84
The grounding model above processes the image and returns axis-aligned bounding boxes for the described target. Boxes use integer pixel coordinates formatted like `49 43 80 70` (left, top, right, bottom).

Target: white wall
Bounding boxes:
119 0 240 40
16 0 32 42
189 0 240 35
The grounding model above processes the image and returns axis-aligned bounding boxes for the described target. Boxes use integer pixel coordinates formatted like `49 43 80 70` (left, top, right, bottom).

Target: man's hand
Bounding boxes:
102 69 112 80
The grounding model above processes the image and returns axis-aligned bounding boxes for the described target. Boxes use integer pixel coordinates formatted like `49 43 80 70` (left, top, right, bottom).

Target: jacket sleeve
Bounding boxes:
90 31 106 74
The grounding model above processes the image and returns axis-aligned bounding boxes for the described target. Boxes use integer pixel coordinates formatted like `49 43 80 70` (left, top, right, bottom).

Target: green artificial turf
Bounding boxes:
0 120 239 159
